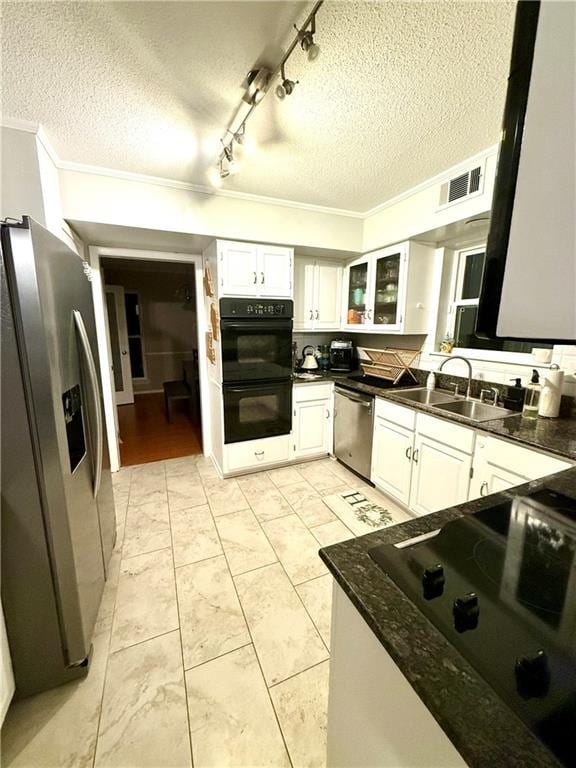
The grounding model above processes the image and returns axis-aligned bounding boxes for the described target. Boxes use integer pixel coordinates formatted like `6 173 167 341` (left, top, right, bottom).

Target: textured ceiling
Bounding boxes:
2 1 516 212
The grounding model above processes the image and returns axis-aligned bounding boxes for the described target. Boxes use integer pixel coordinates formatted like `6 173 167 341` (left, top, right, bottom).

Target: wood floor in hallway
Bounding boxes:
117 393 202 466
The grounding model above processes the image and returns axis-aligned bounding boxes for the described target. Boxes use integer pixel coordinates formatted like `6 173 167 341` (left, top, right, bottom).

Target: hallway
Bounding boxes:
117 393 202 466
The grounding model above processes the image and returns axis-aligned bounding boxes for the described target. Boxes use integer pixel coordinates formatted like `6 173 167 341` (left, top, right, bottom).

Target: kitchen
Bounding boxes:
1 1 576 767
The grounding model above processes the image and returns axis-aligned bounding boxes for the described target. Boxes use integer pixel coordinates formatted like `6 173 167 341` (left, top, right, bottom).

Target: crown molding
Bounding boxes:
2 117 498 222
363 144 500 219
57 159 365 219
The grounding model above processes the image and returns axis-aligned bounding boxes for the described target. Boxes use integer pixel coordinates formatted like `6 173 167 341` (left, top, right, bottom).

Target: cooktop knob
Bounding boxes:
453 592 479 632
515 650 550 699
422 564 445 599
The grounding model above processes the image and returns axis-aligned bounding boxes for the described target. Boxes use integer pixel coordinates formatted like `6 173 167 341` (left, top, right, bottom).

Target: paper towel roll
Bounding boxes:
538 369 564 418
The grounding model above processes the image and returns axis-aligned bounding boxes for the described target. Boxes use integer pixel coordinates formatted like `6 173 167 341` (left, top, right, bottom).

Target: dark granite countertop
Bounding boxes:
293 371 576 461
320 467 576 768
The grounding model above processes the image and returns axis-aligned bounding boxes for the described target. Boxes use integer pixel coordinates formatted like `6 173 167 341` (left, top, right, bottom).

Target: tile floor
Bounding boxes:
2 456 412 768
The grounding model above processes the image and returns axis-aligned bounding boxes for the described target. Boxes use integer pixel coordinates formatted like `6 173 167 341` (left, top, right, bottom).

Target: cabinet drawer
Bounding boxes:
374 398 416 430
293 382 333 403
482 436 572 479
225 435 290 472
416 413 474 454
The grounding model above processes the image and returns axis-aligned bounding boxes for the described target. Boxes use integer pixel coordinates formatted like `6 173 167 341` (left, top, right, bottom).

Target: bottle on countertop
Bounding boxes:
426 371 436 391
522 369 541 419
503 377 526 412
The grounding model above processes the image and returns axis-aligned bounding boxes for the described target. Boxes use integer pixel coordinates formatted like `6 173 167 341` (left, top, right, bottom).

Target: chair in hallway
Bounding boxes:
163 352 199 423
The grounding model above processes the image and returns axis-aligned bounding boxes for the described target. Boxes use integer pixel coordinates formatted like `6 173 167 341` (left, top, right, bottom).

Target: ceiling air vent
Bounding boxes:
438 162 484 209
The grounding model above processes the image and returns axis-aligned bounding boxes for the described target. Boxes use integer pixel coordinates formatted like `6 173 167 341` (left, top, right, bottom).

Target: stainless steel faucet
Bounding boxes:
480 387 500 406
438 355 473 399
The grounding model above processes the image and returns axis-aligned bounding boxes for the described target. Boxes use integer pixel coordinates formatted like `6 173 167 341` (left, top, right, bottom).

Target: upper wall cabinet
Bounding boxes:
218 240 293 299
343 241 435 334
294 257 343 331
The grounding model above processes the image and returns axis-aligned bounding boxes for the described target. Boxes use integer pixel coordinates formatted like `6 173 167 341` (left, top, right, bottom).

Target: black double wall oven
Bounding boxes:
220 298 293 444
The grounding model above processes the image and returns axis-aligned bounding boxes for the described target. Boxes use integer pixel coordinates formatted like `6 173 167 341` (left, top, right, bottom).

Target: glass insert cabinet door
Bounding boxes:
373 251 401 327
346 260 370 325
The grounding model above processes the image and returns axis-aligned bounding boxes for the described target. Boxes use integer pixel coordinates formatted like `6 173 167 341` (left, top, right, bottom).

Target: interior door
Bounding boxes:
104 285 134 405
315 261 343 329
410 434 472 516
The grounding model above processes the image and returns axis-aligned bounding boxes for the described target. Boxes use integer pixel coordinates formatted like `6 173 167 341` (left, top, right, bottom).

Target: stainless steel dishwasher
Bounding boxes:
334 386 374 480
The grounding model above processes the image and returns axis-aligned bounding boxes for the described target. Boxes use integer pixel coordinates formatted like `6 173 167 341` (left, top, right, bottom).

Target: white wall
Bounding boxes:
59 168 364 253
363 150 498 253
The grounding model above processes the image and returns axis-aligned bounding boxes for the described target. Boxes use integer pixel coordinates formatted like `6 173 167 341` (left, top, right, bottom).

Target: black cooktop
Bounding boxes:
369 488 576 767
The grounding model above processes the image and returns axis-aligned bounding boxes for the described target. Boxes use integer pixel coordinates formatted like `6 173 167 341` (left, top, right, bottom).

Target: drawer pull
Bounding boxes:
254 450 265 457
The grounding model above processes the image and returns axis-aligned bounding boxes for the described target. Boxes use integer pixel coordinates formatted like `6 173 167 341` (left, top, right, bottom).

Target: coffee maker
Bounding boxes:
330 339 354 372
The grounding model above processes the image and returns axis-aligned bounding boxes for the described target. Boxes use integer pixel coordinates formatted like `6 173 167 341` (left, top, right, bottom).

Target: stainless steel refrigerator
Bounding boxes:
1 217 116 697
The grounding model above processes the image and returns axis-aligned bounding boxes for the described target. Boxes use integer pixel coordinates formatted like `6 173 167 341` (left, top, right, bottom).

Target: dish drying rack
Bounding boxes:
360 348 419 385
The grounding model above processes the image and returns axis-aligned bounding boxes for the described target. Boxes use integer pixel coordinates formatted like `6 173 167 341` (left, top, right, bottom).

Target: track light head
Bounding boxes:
300 31 320 61
275 78 298 100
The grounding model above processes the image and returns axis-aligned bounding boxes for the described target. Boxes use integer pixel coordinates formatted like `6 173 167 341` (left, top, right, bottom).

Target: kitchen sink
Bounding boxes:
394 387 458 405
432 399 517 422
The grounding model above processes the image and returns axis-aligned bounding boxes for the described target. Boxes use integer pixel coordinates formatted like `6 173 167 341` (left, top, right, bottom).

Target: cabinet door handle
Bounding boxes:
260 272 265 284
412 448 419 463
326 409 330 419
480 481 488 496
405 446 412 461
309 310 314 320
366 309 372 320
315 310 319 320
253 271 257 284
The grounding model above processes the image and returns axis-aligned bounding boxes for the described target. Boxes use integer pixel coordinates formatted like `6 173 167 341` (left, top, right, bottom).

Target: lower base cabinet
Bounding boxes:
371 416 413 505
469 435 572 499
327 582 467 767
410 434 472 516
371 403 473 516
292 383 333 459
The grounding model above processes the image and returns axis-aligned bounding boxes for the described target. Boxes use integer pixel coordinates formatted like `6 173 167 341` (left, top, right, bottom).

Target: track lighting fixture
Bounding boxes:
209 0 323 187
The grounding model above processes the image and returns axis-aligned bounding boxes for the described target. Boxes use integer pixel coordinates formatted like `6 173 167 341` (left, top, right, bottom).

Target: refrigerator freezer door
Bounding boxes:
3 220 107 665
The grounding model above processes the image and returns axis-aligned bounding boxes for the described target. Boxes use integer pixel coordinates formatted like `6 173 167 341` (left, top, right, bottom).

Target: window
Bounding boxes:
451 247 552 355
124 292 146 379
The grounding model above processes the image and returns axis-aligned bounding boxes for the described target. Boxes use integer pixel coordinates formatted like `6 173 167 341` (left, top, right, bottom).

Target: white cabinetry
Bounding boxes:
470 435 572 499
293 257 342 331
218 240 293 298
293 383 333 459
371 401 474 515
328 582 468 767
410 434 472 516
372 418 414 505
343 241 435 334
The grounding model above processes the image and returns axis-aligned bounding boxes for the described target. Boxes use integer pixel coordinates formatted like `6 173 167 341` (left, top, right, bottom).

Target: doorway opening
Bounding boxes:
101 257 202 466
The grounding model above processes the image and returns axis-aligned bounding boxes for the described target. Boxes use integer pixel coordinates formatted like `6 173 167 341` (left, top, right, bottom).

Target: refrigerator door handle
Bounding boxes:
73 310 102 497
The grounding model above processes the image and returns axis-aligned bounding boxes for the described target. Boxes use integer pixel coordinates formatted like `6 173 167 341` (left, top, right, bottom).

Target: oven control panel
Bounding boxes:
220 298 293 318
